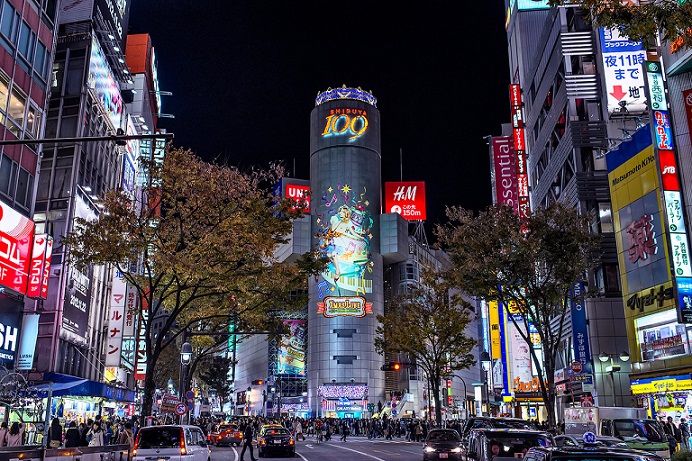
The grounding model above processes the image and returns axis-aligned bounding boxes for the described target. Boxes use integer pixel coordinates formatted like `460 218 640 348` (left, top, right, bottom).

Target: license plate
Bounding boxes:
274 440 282 444
439 454 448 459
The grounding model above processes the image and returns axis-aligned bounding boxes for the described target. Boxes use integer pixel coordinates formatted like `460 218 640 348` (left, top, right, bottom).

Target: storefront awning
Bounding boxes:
33 372 135 402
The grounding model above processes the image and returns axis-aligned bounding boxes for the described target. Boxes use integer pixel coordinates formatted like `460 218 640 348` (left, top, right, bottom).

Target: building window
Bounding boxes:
599 203 613 233
17 21 35 62
0 154 16 196
0 1 18 46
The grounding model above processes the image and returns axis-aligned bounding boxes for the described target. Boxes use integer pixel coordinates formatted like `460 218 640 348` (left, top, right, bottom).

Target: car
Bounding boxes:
257 425 295 458
465 428 554 461
132 425 211 461
423 428 463 461
554 434 630 449
462 417 541 446
209 423 243 446
522 445 666 461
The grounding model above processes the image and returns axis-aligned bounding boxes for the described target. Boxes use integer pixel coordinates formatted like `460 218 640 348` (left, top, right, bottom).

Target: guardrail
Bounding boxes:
0 444 130 461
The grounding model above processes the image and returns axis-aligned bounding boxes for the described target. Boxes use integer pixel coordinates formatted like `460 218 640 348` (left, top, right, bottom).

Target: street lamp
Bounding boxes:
180 341 193 423
479 351 491 415
598 351 630 405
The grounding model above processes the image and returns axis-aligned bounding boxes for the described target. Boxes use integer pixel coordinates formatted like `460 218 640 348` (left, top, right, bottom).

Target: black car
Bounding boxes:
423 429 463 461
257 425 295 458
522 445 665 461
461 417 540 446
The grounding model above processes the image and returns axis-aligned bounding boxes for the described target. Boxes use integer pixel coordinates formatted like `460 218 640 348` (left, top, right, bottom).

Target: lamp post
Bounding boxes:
180 341 193 423
598 351 630 406
480 351 491 415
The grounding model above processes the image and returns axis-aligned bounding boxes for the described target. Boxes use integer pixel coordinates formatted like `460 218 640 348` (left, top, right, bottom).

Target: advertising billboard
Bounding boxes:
0 199 34 295
509 84 530 218
491 137 519 214
384 182 426 221
26 234 52 299
274 178 310 213
517 0 550 10
276 320 306 375
16 313 39 370
0 294 24 368
88 37 123 130
105 274 126 367
599 28 647 115
61 196 97 344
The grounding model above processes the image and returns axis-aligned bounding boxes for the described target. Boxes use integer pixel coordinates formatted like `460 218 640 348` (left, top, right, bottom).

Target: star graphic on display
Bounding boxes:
330 286 335 292
327 187 333 192
368 233 373 239
316 218 321 224
341 185 351 193
365 200 369 206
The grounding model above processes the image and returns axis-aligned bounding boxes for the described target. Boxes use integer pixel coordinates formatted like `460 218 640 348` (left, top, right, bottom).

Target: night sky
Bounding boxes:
126 2 510 230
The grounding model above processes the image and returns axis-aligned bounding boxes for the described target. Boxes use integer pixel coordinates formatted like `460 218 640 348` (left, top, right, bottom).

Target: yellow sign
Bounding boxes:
631 378 692 395
489 301 502 358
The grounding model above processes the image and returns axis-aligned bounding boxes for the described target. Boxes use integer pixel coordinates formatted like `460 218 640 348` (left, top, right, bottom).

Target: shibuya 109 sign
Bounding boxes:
321 108 369 142
384 182 426 221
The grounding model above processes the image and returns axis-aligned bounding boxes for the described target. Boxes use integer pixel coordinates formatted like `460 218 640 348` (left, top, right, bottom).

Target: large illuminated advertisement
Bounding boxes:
276 320 306 375
0 199 34 295
384 182 426 221
491 137 519 214
600 28 647 115
88 37 123 130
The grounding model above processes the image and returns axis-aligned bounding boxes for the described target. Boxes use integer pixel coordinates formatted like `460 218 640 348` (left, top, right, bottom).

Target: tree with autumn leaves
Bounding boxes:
437 203 600 428
64 146 321 417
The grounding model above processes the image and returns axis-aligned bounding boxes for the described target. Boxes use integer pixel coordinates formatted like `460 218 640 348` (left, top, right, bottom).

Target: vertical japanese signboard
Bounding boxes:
599 28 647 115
26 234 52 299
570 281 591 373
134 293 148 380
105 273 126 366
644 61 692 323
509 84 530 218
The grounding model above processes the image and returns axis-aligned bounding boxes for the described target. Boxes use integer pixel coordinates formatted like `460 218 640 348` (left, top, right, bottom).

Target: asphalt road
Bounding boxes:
210 435 427 461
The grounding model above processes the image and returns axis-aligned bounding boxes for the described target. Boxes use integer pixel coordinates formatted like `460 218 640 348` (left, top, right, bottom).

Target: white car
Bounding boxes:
132 425 211 461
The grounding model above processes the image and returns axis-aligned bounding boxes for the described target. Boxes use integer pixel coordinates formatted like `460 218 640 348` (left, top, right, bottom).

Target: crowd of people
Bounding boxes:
44 414 137 449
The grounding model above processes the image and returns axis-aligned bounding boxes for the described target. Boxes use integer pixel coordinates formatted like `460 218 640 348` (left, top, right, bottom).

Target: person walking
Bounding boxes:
118 423 135 451
87 422 104 447
681 418 690 451
294 420 305 441
664 417 678 456
0 422 8 446
239 423 257 461
6 422 24 447
47 418 63 448
64 422 81 448
340 420 349 442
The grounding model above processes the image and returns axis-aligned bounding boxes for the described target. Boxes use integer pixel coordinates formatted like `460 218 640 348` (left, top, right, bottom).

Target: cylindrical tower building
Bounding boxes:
308 87 385 418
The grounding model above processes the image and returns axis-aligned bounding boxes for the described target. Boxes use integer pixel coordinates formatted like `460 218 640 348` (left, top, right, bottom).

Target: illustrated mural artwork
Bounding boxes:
315 183 374 317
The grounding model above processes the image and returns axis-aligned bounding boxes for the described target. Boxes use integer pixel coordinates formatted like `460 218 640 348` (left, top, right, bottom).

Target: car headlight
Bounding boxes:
452 448 462 453
424 446 435 453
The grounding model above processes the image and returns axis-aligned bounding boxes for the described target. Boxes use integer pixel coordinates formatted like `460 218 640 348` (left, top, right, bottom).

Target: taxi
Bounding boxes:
257 424 295 458
209 423 243 446
522 433 666 461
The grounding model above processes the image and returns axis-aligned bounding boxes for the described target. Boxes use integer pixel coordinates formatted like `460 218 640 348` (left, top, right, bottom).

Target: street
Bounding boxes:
210 436 426 461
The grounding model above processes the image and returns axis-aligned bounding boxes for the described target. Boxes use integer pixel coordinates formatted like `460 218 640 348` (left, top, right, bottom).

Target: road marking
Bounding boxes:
296 452 309 461
327 443 386 461
231 446 239 461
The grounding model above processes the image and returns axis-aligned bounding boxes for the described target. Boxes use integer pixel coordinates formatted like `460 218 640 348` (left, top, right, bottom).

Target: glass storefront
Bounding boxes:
636 309 692 361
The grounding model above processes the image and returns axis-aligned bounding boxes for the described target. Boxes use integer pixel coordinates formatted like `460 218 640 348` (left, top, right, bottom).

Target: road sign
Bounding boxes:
175 403 187 415
571 361 583 374
161 395 180 413
580 395 594 407
186 390 194 400
581 374 594 392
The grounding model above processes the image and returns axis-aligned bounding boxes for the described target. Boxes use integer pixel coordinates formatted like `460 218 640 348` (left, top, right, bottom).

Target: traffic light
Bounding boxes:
380 362 402 371
251 379 264 385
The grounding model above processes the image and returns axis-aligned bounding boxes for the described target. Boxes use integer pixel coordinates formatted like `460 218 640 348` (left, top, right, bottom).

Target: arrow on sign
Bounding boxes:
610 85 627 101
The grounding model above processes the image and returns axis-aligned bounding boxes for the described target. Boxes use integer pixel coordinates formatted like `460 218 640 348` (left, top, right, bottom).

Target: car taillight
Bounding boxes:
132 434 140 456
260 439 266 446
289 439 295 445
179 428 187 455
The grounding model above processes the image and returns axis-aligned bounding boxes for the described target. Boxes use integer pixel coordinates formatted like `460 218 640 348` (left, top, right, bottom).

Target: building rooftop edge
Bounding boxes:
315 86 377 108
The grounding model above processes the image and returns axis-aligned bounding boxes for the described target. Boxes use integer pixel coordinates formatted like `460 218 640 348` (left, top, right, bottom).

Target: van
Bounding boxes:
132 425 211 461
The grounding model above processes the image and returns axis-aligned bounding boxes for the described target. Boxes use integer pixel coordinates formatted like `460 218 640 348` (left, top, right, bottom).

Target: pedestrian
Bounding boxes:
681 418 690 451
64 422 81 448
0 422 7 446
87 422 104 447
239 422 257 461
118 422 135 451
294 420 304 441
6 422 23 447
340 420 349 442
664 416 678 456
104 422 114 445
47 417 63 448
79 420 91 446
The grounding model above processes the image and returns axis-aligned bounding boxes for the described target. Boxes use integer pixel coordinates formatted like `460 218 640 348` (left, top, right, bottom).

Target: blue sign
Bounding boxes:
599 28 643 54
570 282 592 372
517 0 550 10
583 432 597 444
678 277 692 323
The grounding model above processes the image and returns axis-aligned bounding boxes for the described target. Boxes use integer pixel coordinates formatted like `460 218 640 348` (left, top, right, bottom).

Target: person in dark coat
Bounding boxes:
239 423 257 461
64 422 81 448
47 418 62 448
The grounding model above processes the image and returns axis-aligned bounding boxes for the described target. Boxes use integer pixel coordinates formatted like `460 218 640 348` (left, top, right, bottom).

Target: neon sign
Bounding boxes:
321 108 369 142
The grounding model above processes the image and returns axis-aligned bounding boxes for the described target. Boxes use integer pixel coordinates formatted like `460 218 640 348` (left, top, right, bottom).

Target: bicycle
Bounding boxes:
316 430 323 444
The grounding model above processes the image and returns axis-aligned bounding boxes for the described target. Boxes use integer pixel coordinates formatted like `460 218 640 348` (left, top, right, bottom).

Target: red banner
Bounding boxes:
384 181 426 221
285 183 311 212
492 137 519 214
0 200 33 294
27 234 47 298
659 149 680 191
